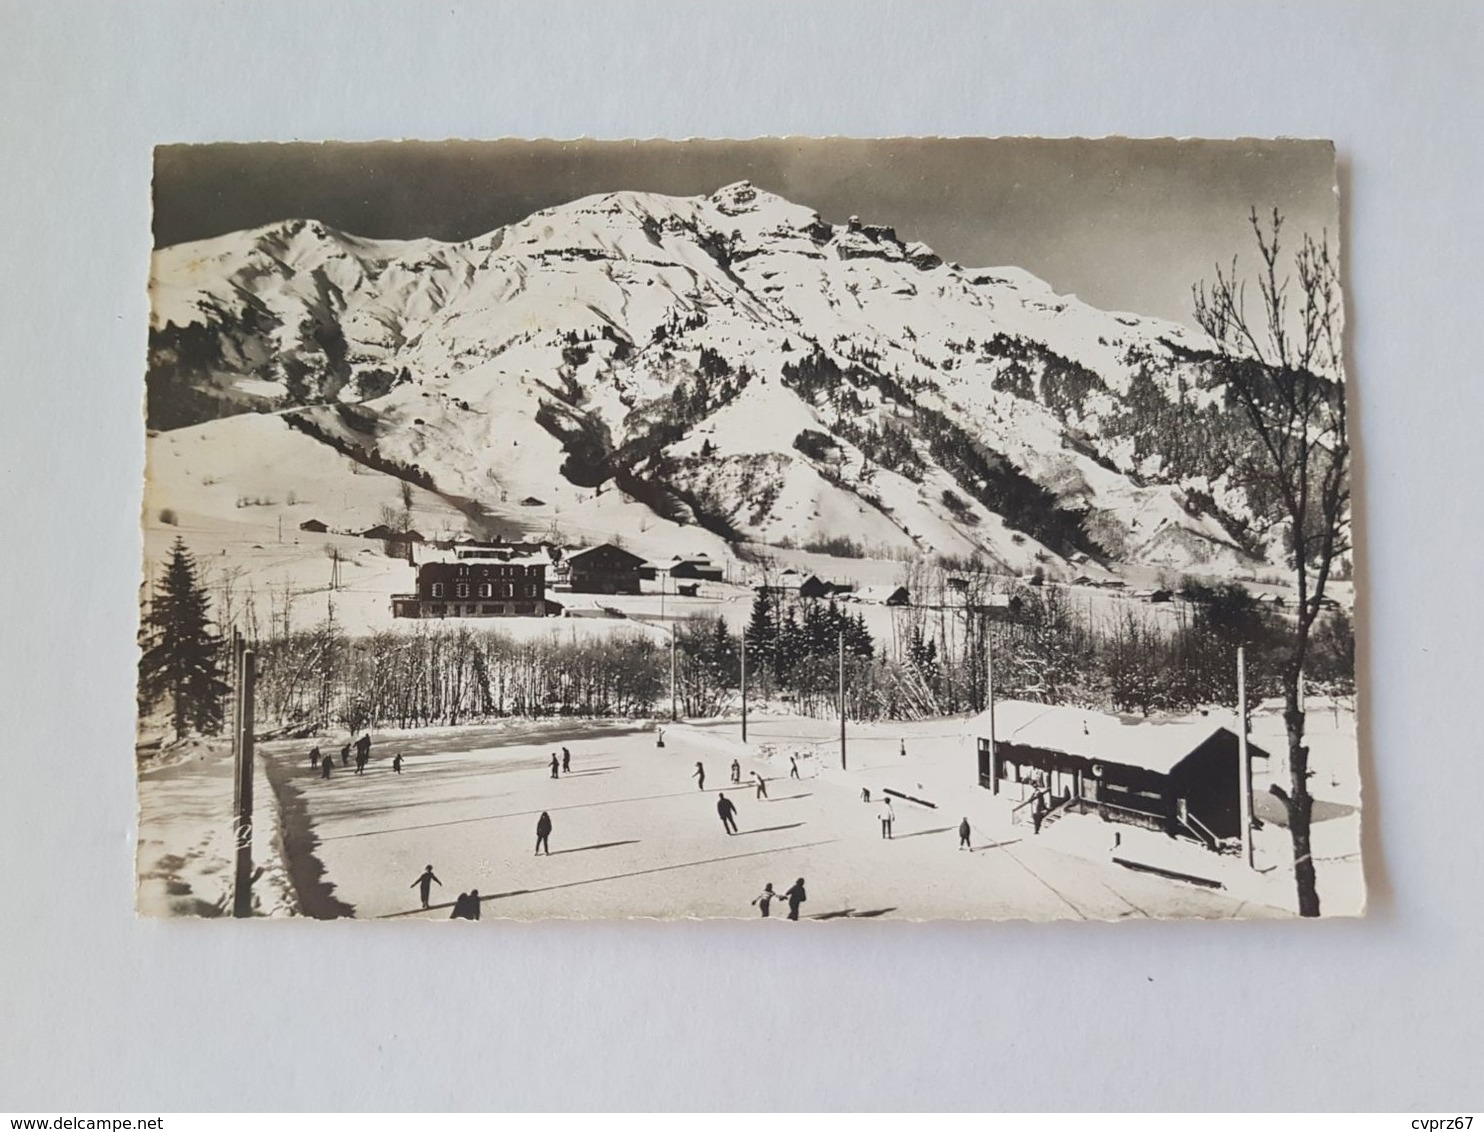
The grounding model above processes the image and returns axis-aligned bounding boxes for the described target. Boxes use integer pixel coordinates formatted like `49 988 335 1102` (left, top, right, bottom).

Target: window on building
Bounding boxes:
478 583 492 597
431 583 444 597
456 583 470 598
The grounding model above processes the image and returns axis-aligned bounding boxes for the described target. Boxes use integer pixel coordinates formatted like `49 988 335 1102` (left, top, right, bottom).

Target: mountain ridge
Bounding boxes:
146 181 1270 578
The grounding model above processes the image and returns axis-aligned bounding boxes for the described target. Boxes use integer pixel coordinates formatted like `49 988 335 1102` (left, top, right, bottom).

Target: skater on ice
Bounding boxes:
752 883 777 917
784 877 807 921
355 734 372 764
958 817 972 850
411 865 442 909
692 761 706 790
550 753 560 780
392 753 403 775
340 742 351 768
308 745 320 769
535 811 553 855
320 752 334 779
717 793 739 835
354 746 368 776
789 755 800 780
561 747 571 774
752 771 768 800
730 759 741 784
655 727 665 749
879 798 895 839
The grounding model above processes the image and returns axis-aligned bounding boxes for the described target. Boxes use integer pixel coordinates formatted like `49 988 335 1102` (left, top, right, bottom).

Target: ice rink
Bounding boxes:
259 714 1306 922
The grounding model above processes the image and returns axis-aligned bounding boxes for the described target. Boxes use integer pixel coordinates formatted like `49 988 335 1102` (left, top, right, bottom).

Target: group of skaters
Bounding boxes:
751 878 808 920
699 760 774 800
309 734 404 779
861 787 974 849
392 729 985 919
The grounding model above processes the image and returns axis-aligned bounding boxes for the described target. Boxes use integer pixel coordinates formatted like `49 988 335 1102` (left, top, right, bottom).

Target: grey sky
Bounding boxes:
153 137 1337 328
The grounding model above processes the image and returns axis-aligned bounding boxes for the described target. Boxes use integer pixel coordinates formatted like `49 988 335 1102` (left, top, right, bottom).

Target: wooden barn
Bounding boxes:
391 556 548 618
796 575 832 600
971 701 1269 850
667 554 724 582
562 543 646 594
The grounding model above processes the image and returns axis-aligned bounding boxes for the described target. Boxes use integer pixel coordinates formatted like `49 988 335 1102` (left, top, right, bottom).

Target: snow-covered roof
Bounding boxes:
857 584 909 603
971 700 1268 776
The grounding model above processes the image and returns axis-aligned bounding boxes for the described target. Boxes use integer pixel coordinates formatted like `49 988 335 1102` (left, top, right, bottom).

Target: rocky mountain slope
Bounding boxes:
147 181 1269 576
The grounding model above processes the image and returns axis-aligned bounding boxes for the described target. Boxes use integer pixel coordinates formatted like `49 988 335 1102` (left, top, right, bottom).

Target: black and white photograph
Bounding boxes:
137 136 1360 921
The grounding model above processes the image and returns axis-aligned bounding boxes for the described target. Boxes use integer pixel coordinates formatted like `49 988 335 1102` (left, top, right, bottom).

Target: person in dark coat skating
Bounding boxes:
789 755 800 779
535 811 553 855
392 753 403 775
752 771 768 800
784 877 807 921
411 864 442 909
354 748 368 775
549 753 560 780
308 746 321 769
561 747 571 774
717 792 739 834
692 761 706 790
730 759 741 784
340 742 351 768
355 734 372 762
958 817 972 850
320 753 333 779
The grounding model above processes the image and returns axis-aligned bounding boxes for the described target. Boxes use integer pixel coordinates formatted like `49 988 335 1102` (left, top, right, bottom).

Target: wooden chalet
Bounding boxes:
972 701 1269 850
562 543 646 594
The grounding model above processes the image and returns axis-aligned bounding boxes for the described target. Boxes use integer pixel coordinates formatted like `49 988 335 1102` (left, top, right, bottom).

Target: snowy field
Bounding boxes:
134 700 1355 923
142 416 1351 650
135 739 296 918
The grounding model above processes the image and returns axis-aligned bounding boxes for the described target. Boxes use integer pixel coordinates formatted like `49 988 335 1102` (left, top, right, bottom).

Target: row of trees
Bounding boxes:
139 534 1351 744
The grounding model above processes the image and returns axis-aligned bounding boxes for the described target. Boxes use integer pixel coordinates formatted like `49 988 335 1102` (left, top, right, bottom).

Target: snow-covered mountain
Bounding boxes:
147 181 1268 576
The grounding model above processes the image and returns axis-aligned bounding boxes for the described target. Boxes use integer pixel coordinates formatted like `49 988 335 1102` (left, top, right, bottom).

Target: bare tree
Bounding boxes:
1193 207 1349 917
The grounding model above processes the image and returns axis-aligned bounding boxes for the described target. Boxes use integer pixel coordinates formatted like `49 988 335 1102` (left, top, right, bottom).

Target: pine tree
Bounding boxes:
745 589 777 687
140 538 231 740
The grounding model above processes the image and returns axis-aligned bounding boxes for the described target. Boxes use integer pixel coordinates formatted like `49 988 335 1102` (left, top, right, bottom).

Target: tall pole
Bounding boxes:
838 629 847 772
740 625 748 744
1237 644 1253 869
229 630 244 828
233 648 256 917
986 625 998 794
670 624 677 722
